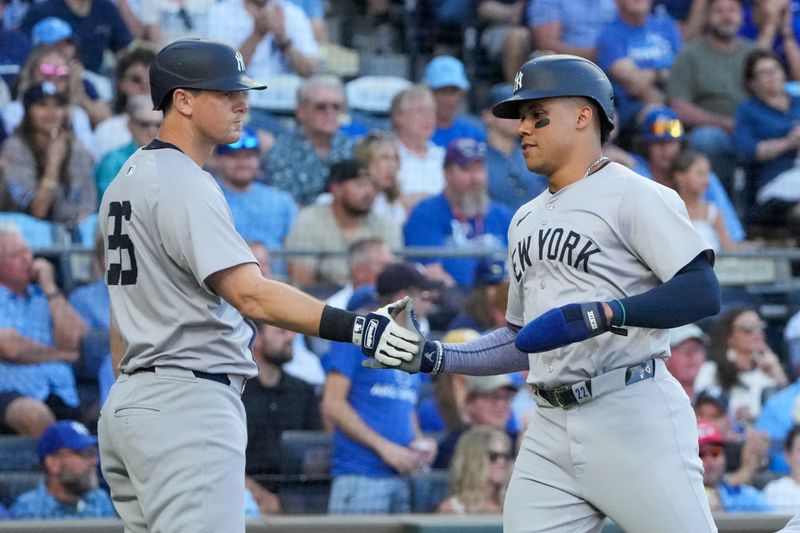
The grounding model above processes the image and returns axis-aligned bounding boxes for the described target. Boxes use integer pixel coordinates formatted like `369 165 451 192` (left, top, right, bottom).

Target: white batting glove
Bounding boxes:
353 296 422 366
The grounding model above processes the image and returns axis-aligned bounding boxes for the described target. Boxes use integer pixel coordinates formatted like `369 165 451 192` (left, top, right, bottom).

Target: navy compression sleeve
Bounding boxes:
608 252 720 329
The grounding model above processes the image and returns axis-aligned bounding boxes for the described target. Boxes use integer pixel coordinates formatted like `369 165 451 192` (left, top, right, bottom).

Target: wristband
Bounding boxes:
319 305 358 343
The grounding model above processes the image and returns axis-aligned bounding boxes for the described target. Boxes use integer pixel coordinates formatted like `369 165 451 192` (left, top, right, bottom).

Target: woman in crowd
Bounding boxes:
437 425 513 514
354 130 406 224
695 306 788 425
1 45 97 153
0 81 96 224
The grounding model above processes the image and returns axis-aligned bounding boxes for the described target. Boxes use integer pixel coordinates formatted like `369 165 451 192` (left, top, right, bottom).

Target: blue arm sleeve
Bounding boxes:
609 252 720 329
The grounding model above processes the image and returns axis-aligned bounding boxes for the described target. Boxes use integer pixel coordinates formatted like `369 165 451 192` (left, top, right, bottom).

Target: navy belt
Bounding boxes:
536 358 657 409
129 366 231 387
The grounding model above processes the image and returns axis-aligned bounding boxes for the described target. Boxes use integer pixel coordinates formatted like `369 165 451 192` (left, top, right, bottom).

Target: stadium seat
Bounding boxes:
410 469 449 512
0 213 55 248
0 437 39 472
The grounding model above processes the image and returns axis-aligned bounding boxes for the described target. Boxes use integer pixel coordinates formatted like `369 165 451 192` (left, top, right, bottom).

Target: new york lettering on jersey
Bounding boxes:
510 225 601 281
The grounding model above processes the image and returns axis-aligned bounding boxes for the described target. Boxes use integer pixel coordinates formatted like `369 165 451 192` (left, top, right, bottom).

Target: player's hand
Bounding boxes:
353 297 421 366
361 301 443 374
515 301 627 353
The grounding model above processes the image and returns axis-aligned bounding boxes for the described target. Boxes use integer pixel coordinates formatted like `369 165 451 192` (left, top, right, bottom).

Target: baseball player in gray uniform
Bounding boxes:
97 38 420 533
373 55 723 532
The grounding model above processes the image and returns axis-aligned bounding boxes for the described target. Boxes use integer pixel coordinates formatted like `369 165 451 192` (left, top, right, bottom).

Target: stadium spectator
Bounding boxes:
285 159 401 288
667 323 709 399
481 83 546 212
263 75 354 206
207 0 318 79
698 418 771 512
596 0 683 135
0 81 96 224
10 420 115 519
633 106 746 242
437 425 513 514
354 131 406 225
756 376 800 474
0 224 86 437
527 0 616 61
1 45 94 152
733 48 800 235
764 425 800 513
672 149 737 252
694 386 741 442
325 238 395 312
19 0 132 74
475 0 532 83
422 55 486 149
215 126 297 275
695 306 788 425
653 0 711 41
322 281 436 514
0 1 30 89
447 258 508 332
404 137 513 288
30 17 111 127
242 321 321 513
391 84 445 208
739 0 800 80
94 95 161 199
284 0 326 41
433 374 519 470
667 0 756 192
92 43 156 160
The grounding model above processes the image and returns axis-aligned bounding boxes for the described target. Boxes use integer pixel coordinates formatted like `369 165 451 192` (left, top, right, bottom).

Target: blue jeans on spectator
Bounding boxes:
689 125 735 194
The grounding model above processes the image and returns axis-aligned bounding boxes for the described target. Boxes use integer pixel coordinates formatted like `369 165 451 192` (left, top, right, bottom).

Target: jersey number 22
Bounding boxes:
107 200 138 285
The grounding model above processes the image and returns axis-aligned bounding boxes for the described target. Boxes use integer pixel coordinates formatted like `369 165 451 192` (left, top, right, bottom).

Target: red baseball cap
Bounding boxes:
697 419 724 448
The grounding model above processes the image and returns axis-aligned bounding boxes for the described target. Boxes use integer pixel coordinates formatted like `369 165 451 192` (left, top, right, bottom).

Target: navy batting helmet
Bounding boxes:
149 38 267 111
492 54 614 137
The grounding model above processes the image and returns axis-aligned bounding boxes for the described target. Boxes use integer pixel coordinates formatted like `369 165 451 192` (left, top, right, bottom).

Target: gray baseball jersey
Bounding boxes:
506 162 712 387
99 142 259 378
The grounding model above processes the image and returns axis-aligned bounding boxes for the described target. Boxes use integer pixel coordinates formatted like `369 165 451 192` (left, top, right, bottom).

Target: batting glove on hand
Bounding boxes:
362 300 444 374
515 301 627 353
353 296 423 366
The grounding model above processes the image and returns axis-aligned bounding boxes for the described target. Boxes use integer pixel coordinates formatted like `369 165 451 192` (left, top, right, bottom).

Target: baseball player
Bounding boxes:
97 38 420 533
373 55 722 532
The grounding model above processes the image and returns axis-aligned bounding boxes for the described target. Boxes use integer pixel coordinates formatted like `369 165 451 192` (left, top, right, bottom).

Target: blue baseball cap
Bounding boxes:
346 285 378 312
216 126 260 155
23 81 68 109
424 55 470 91
445 137 487 167
32 17 74 46
474 258 508 285
641 106 684 142
38 421 97 463
484 83 514 110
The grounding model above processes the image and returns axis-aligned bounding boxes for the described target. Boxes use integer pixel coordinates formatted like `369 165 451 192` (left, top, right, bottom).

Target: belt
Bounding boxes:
535 358 657 409
129 366 245 394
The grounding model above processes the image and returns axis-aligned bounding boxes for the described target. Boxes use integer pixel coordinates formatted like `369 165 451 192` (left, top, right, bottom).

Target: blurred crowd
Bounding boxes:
2 0 800 522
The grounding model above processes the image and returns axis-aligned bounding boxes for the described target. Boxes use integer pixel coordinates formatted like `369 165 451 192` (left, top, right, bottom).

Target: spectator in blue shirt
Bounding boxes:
0 223 86 437
739 0 800 80
756 378 800 475
404 137 513 288
699 418 771 513
216 126 297 276
527 0 616 62
596 0 683 134
422 56 486 149
10 420 116 519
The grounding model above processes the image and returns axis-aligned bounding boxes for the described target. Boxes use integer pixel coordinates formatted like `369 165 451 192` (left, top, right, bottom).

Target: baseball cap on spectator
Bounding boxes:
216 126 260 155
465 374 519 395
694 386 729 413
38 421 97 463
669 323 709 347
23 81 68 109
697 419 725 448
474 258 508 285
376 262 441 297
326 159 369 189
445 137 487 167
346 285 378 312
484 83 514 110
31 17 75 46
424 55 470 91
641 106 684 142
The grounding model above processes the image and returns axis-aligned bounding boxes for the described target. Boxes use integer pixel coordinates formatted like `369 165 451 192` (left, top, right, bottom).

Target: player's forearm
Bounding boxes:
441 326 529 375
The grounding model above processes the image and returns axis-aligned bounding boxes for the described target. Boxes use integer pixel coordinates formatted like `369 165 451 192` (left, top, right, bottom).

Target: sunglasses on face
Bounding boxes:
311 101 343 112
648 118 683 139
488 451 513 462
699 445 724 459
39 63 69 78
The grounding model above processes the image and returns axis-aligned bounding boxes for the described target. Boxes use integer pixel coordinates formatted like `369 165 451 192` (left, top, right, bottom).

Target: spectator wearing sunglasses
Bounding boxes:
92 43 156 161
695 306 788 426
698 419 771 513
263 75 355 206
93 94 161 199
1 45 94 155
437 425 513 514
632 106 745 245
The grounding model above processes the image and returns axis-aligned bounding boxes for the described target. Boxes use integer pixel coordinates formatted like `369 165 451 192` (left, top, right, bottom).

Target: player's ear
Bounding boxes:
172 89 194 116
